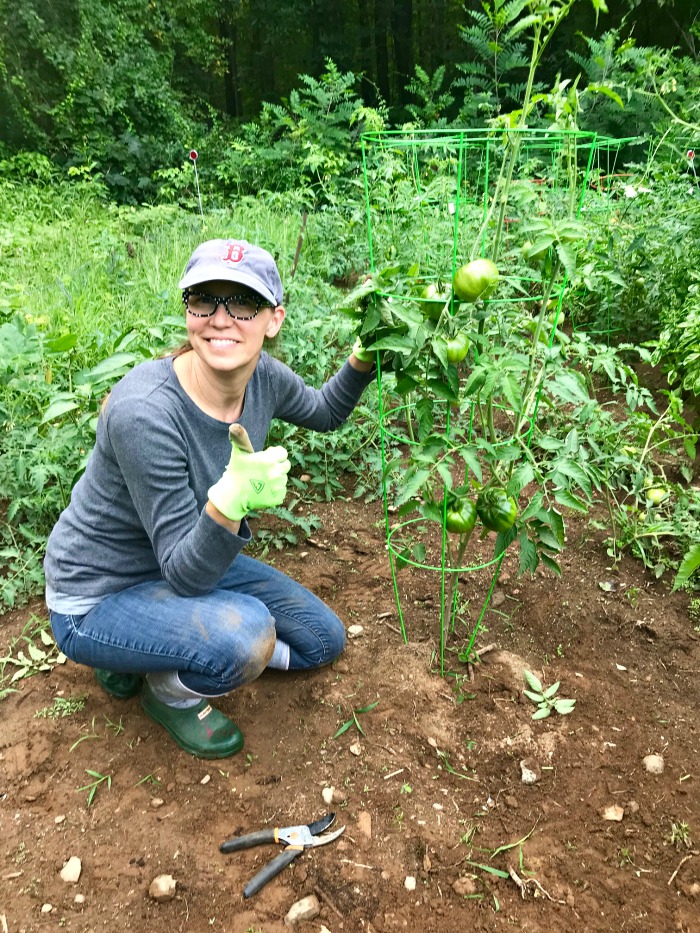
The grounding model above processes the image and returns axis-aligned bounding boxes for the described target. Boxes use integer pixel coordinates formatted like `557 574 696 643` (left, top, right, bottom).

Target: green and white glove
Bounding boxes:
208 424 290 521
352 336 375 364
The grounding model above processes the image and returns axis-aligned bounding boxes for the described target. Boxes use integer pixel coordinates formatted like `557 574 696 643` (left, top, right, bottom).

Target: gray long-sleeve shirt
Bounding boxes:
44 353 373 613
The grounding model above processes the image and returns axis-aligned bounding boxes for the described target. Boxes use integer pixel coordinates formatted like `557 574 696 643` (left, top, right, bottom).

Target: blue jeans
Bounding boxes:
49 555 346 697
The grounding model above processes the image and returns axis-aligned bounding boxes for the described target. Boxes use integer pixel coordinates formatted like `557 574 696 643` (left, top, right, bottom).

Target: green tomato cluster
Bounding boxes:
443 488 518 537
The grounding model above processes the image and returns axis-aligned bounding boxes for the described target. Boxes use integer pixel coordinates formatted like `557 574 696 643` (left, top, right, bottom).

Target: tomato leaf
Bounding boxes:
672 544 700 592
554 488 589 513
518 532 539 576
539 552 562 576
520 491 544 523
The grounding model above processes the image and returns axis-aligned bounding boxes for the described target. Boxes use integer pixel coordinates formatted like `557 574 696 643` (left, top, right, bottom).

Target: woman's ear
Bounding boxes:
265 305 286 339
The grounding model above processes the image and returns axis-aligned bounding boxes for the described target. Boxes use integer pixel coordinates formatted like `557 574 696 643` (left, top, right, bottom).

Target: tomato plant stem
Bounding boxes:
512 256 562 441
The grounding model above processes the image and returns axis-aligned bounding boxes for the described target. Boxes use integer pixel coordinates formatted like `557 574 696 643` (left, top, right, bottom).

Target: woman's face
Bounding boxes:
184 280 285 376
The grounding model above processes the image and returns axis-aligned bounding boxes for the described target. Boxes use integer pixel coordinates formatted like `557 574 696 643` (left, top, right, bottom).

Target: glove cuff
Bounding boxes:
352 337 374 364
208 478 247 522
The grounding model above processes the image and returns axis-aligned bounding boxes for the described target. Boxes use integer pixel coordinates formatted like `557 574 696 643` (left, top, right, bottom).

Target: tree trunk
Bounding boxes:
374 0 391 103
219 15 242 118
392 0 413 104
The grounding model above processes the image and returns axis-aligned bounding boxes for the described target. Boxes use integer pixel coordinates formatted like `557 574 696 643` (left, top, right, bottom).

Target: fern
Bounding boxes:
405 65 455 127
454 3 538 122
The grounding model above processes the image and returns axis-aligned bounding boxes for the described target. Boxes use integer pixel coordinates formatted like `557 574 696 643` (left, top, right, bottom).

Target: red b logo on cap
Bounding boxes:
222 243 245 264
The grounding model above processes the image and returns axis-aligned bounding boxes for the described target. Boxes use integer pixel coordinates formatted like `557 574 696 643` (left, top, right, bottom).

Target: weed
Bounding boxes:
69 716 101 751
134 774 161 787
522 669 576 719
104 715 124 736
392 805 405 828
618 846 635 867
669 821 693 850
76 769 112 807
0 616 66 691
689 598 700 631
333 700 379 739
35 694 87 719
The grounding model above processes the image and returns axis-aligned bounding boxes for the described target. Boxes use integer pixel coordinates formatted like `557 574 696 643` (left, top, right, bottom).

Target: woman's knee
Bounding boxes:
325 615 346 663
215 608 276 691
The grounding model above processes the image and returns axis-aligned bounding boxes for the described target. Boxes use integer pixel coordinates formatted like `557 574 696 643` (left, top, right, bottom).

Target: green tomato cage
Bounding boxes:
357 127 607 675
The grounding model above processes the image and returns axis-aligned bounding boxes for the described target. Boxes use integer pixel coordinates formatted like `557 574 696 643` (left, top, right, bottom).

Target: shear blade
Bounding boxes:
307 812 336 836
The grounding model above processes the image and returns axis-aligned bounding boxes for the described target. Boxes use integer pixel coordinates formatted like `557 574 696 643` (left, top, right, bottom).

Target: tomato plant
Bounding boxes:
452 259 499 303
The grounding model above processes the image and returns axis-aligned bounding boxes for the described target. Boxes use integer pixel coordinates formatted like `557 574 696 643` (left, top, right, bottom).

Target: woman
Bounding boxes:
44 238 375 759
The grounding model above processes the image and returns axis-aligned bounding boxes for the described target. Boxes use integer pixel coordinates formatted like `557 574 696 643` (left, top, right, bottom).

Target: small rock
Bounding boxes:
566 893 575 907
322 786 335 805
452 877 477 897
149 874 177 901
643 754 664 775
601 804 624 822
74 894 85 904
357 811 372 839
151 797 165 808
333 660 349 674
627 800 640 814
423 852 432 872
300 551 309 558
60 856 82 884
520 757 541 785
427 737 438 748
200 774 211 785
54 815 66 824
284 894 320 925
504 795 518 809
41 904 53 914
347 625 364 639
320 926 333 933
299 474 311 483
404 876 416 891
332 787 347 805
349 742 362 757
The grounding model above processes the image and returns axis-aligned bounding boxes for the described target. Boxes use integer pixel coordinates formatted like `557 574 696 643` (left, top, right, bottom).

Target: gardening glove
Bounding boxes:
208 424 290 521
352 336 375 364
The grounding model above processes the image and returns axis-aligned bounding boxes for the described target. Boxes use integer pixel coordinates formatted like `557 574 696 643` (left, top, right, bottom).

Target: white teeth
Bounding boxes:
209 339 237 346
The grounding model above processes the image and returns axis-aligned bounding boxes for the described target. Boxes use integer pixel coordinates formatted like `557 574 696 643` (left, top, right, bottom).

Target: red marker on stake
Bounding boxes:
189 149 204 220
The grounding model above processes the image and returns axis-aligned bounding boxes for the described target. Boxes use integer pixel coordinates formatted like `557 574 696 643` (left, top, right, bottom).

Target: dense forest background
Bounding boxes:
1 0 697 201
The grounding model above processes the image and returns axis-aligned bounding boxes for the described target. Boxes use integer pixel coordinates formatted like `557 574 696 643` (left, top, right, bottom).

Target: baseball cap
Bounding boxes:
178 239 283 306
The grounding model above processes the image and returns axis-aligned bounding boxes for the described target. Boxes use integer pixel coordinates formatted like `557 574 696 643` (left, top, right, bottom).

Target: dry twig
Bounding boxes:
668 850 698 886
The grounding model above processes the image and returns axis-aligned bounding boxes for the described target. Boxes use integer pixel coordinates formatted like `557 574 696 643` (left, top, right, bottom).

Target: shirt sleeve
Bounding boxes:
104 398 250 597
265 356 375 430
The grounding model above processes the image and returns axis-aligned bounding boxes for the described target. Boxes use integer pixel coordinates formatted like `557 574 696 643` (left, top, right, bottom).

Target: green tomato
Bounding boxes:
445 499 478 537
645 486 669 505
452 259 499 303
446 333 470 363
420 283 450 321
476 488 518 533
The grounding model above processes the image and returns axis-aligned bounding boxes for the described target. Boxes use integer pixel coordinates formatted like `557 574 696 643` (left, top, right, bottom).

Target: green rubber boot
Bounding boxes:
139 682 244 759
94 669 143 699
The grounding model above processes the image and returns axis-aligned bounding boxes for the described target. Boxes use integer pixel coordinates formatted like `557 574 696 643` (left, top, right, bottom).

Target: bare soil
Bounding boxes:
1 496 699 933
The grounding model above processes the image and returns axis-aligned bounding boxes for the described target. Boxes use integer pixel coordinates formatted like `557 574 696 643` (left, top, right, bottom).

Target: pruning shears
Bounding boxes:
220 812 345 898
